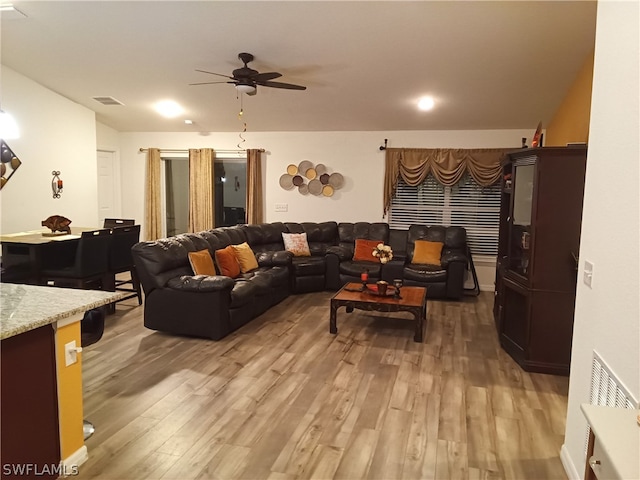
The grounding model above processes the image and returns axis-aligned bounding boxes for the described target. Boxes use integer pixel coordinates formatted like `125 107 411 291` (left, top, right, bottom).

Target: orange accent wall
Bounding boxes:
55 320 85 461
545 51 594 146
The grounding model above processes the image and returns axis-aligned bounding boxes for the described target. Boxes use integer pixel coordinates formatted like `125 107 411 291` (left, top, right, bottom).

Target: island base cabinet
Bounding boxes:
1 325 60 479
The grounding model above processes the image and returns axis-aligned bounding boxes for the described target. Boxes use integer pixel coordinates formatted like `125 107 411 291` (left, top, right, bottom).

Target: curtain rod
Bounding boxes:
138 148 264 154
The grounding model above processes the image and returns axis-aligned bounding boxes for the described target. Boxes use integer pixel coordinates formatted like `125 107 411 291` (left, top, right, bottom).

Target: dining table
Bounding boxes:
0 227 98 284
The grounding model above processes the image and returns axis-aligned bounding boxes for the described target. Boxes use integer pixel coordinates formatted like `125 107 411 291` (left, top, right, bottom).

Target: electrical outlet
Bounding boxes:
65 340 81 366
583 260 594 288
274 203 288 212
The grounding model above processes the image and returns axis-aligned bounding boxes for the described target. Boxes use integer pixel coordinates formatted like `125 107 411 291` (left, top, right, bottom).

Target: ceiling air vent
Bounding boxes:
92 96 124 106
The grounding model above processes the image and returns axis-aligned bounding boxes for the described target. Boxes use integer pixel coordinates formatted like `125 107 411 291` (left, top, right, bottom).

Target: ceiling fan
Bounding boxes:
190 52 306 96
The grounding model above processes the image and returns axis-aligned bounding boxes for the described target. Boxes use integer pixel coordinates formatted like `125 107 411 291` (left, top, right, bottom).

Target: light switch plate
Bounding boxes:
583 260 594 288
274 203 288 212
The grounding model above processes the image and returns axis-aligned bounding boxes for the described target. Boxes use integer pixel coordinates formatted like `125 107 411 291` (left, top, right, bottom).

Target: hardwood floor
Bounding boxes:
76 291 569 480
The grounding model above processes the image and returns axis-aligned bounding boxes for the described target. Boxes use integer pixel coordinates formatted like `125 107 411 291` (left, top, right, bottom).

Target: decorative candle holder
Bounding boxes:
360 269 369 291
393 278 403 299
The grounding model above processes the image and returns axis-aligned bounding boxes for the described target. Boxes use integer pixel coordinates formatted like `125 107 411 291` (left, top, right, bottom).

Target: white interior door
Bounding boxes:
97 149 120 224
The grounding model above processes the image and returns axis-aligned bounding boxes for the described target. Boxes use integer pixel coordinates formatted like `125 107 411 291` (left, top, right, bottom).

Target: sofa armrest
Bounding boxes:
256 250 293 267
167 275 234 292
326 245 352 261
441 249 468 268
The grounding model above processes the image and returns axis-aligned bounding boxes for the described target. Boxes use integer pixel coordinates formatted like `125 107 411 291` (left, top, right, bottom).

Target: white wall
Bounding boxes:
561 2 639 479
0 66 98 233
119 129 531 290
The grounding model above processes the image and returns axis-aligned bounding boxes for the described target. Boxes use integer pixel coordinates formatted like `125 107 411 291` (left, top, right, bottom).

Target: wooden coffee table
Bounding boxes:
329 282 427 342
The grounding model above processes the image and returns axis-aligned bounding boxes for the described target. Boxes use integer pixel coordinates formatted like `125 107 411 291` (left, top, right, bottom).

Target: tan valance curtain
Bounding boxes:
383 147 512 214
246 148 264 224
144 148 163 240
188 148 214 232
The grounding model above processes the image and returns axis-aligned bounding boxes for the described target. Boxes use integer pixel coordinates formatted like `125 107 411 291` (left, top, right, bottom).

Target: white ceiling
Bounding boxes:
0 1 597 133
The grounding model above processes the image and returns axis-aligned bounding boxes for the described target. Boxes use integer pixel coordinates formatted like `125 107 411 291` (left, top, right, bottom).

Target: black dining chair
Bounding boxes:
40 229 111 289
103 218 135 229
80 307 105 439
106 225 142 306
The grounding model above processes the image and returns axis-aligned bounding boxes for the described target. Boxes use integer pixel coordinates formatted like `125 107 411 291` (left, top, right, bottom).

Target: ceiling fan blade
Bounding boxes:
195 69 234 80
250 72 282 82
189 80 235 86
257 80 306 90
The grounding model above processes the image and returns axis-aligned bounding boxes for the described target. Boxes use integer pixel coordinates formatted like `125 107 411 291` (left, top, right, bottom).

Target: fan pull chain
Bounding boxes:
237 93 247 150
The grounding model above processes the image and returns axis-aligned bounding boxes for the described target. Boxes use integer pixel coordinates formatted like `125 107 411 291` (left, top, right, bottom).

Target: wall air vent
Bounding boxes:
92 96 124 106
584 350 638 454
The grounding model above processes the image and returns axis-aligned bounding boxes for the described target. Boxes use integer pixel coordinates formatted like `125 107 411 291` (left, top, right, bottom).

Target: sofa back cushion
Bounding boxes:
406 225 467 261
337 223 390 254
243 222 287 253
285 222 338 255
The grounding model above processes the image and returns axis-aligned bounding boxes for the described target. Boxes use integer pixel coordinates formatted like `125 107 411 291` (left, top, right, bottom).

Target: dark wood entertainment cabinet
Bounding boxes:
493 146 587 375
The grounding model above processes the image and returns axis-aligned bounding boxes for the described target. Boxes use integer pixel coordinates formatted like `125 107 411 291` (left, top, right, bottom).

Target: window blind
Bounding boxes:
389 174 501 257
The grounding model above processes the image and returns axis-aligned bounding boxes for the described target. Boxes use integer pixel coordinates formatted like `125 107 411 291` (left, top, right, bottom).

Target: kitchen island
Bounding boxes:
1 284 125 479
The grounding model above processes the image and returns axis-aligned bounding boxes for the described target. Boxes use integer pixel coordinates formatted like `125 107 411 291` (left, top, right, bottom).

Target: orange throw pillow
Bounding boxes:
353 239 383 263
188 249 217 276
215 245 241 278
231 242 259 273
412 240 444 266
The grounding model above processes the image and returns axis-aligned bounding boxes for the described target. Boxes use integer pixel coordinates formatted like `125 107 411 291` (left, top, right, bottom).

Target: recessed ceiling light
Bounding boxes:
418 96 435 111
154 100 184 118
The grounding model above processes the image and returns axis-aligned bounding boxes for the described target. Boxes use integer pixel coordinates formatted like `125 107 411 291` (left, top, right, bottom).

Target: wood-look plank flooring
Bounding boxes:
76 291 569 480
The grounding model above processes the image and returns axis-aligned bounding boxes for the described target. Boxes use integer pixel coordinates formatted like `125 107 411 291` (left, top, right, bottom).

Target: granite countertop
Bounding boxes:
0 283 127 340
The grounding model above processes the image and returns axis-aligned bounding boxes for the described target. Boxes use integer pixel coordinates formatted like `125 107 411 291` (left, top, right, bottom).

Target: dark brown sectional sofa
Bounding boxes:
131 222 469 340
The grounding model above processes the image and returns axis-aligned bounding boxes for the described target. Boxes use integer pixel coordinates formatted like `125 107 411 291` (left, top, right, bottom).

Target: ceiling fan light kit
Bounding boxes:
191 52 306 96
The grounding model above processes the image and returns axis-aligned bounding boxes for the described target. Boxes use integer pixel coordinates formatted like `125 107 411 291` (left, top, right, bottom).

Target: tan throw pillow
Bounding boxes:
353 239 383 262
412 240 444 266
215 246 241 278
282 232 311 257
231 242 259 273
188 249 217 276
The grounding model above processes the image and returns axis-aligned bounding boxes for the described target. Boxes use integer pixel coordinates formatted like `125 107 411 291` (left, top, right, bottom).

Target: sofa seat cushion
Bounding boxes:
403 263 447 283
230 280 262 308
339 260 382 278
244 266 289 289
291 256 326 276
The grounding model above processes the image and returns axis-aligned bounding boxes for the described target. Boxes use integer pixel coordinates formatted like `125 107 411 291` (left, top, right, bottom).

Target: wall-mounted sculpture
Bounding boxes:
279 161 344 197
0 140 22 189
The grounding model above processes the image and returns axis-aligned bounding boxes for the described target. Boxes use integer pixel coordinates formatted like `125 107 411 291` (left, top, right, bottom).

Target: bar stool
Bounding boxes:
80 308 105 440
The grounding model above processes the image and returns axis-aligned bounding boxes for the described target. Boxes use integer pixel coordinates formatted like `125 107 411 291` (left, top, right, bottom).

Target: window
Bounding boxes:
162 154 246 237
389 174 501 257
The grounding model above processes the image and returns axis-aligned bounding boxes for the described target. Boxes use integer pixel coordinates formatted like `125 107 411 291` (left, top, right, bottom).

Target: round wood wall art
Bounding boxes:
305 168 317 180
298 160 313 173
328 172 344 188
279 161 344 196
308 179 323 195
279 174 294 190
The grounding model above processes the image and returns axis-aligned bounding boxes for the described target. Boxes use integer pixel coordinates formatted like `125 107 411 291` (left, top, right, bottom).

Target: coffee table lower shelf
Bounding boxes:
329 282 427 342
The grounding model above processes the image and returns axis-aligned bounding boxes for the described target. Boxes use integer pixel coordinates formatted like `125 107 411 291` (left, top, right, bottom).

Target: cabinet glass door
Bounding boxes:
508 162 534 277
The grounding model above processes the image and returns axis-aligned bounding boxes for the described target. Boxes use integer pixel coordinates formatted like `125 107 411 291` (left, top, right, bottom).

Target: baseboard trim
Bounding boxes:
60 445 88 477
560 444 580 480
